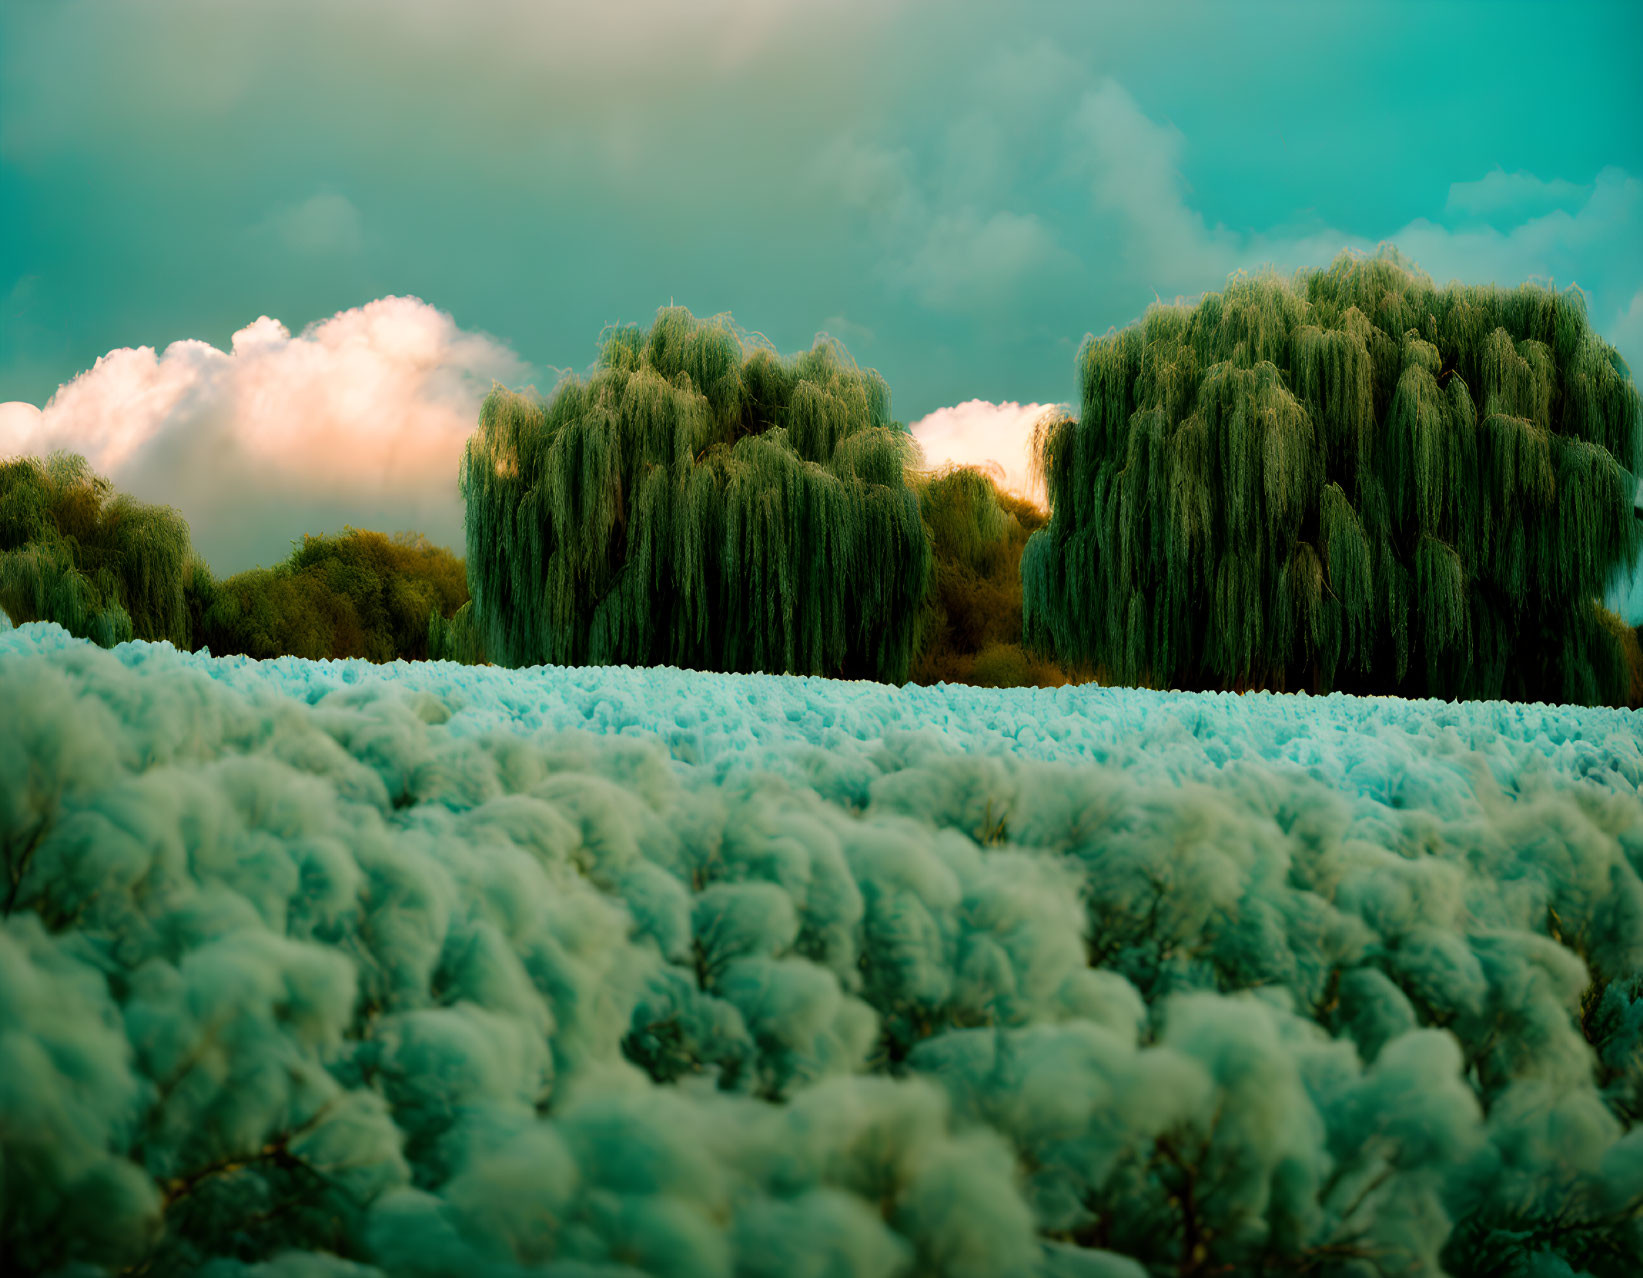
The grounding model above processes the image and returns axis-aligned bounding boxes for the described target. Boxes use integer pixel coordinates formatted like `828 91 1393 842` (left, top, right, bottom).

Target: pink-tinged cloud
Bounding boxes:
0 402 47 455
909 399 1064 507
0 296 528 575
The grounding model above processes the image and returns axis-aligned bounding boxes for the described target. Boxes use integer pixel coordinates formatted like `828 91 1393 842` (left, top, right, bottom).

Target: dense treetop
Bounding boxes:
460 308 931 681
1024 248 1643 704
199 528 469 664
0 451 198 650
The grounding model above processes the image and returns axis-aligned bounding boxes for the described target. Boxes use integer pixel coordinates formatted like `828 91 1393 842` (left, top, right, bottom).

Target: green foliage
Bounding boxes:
911 466 1078 688
460 308 931 681
425 599 487 665
6 637 1643 1275
1025 248 1643 703
200 528 469 663
1629 624 1643 707
0 452 194 649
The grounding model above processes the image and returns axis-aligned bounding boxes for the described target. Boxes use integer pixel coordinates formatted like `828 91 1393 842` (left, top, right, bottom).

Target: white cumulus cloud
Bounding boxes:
910 398 1064 507
0 296 529 576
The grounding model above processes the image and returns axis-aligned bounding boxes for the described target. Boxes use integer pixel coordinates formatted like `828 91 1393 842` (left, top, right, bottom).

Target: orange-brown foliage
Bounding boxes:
200 528 469 663
909 470 1091 689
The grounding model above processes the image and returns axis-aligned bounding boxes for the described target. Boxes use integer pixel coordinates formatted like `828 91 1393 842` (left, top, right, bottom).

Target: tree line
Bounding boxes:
5 248 1641 705
0 452 467 665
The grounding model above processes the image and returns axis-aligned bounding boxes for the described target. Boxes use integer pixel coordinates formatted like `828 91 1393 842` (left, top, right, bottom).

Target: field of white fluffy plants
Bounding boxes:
4 617 1642 1278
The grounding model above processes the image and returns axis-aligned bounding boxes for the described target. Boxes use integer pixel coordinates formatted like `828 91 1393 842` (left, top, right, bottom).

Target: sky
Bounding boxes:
1 0 1641 610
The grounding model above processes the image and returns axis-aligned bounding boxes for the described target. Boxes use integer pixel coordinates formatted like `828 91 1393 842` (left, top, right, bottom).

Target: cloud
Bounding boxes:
0 297 528 575
1064 80 1641 327
252 192 365 257
821 61 1643 611
1610 286 1643 379
1444 168 1590 220
1055 80 1643 375
1068 79 1234 290
817 57 1641 388
813 137 1074 318
822 75 1233 316
808 44 1093 322
814 136 925 228
910 399 1063 505
2 0 910 159
1602 291 1643 621
818 315 876 349
1385 168 1643 285
897 210 1073 312
0 401 46 456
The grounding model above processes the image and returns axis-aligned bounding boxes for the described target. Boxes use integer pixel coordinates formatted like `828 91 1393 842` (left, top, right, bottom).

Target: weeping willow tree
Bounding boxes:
1023 247 1643 704
0 452 199 650
461 308 930 680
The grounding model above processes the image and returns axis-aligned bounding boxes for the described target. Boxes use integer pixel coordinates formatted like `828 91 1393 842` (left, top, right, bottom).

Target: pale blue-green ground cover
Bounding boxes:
3 621 1641 1276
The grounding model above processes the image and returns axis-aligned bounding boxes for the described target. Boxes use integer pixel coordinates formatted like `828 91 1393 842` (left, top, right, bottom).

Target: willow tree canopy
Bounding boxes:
1023 248 1643 704
0 452 198 650
460 309 930 681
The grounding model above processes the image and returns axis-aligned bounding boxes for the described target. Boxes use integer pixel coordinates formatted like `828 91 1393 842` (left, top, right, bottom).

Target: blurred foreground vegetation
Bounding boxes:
4 633 1643 1276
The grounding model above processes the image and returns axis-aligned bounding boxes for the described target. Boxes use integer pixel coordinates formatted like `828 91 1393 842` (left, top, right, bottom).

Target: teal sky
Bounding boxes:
5 0 1642 415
